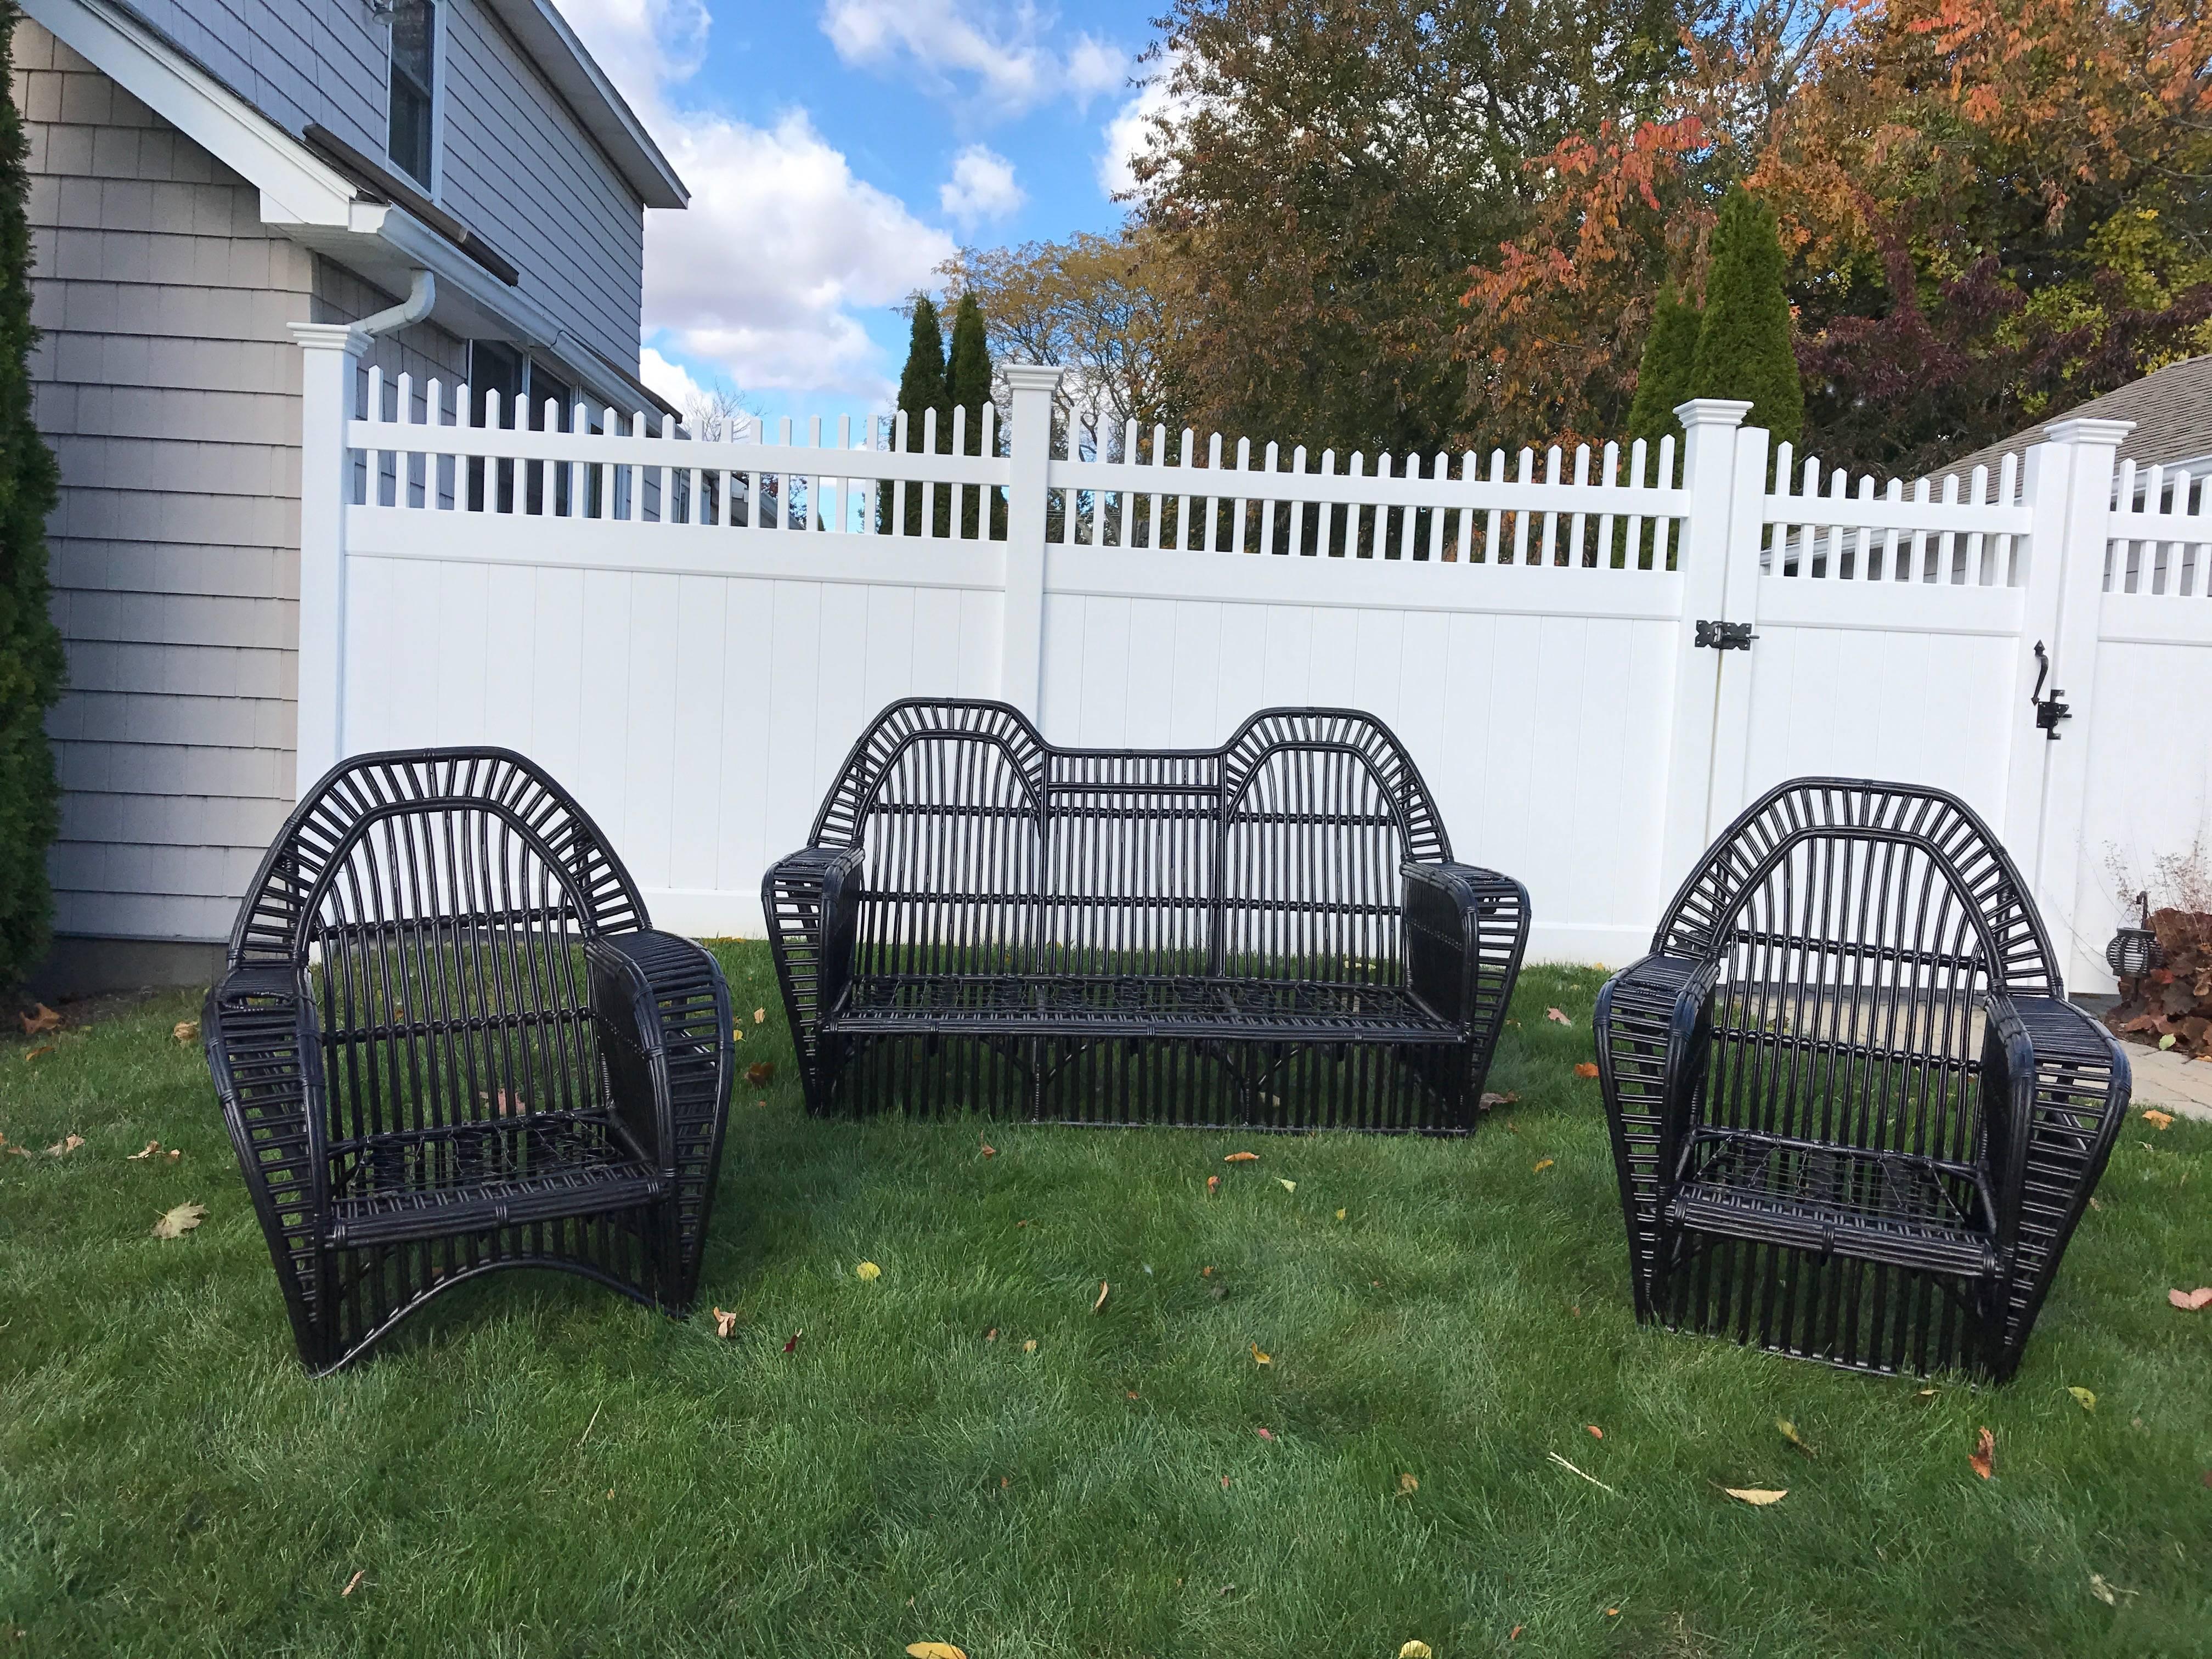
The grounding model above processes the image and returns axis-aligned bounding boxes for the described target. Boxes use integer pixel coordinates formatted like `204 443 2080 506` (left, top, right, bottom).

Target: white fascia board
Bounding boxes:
22 0 357 225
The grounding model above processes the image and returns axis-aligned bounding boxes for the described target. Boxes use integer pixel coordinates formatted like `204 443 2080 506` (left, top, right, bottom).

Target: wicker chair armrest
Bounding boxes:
1401 860 1530 1042
1980 992 2129 1372
764 846 864 1111
204 964 328 1335
1594 952 1720 1314
587 931 732 1173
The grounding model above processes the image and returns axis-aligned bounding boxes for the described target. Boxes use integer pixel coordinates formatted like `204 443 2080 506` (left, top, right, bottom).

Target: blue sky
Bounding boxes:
557 0 1169 423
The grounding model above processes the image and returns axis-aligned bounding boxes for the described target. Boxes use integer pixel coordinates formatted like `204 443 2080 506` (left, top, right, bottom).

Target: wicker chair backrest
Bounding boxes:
810 701 1451 981
229 749 647 1150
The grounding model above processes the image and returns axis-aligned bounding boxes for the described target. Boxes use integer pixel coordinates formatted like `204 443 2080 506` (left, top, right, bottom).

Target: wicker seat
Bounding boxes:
204 749 733 1374
1596 778 2129 1380
767 701 1529 1132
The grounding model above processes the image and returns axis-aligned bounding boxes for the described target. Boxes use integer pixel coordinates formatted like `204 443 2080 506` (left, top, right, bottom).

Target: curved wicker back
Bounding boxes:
1655 778 2056 1161
230 748 648 1170
806 701 1452 982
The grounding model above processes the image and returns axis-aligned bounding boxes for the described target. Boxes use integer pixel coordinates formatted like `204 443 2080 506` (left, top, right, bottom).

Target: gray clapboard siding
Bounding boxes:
16 19 462 945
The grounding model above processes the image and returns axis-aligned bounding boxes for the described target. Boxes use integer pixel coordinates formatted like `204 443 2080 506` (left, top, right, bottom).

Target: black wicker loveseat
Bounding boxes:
1595 777 2129 1380
765 700 1529 1131
204 748 733 1374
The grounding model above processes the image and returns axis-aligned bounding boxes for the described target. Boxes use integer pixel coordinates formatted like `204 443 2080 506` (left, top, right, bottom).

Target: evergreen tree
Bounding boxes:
946 292 1000 538
1624 285 1700 461
0 3 65 991
887 296 949 534
1688 184 1804 448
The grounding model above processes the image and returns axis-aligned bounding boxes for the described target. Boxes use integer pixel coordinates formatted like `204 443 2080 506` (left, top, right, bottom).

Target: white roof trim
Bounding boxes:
479 0 688 210
23 0 358 225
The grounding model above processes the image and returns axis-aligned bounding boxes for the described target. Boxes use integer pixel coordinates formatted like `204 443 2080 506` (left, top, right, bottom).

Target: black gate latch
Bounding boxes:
1694 619 1756 651
2030 641 2071 739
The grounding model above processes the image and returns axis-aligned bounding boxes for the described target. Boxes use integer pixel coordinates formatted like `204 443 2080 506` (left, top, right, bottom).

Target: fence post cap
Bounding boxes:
1673 398 1753 429
290 321 368 356
2040 416 2134 448
1002 363 1066 394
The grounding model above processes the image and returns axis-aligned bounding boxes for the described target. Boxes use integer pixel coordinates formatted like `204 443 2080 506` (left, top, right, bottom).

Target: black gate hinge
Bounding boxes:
1694 619 1757 651
2030 641 2071 740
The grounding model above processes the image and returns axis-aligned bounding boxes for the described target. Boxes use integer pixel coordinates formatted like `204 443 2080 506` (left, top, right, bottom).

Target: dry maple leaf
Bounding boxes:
126 1141 161 1161
2168 1286 2212 1310
1223 1150 1259 1163
712 1307 737 1338
1545 1007 1571 1024
1092 1280 1110 1313
173 1020 200 1045
1722 1486 1788 1505
18 1003 61 1035
980 1138 996 1158
152 1201 207 1239
746 1060 775 1088
1397 1471 1419 1495
905 1644 967 1659
1970 1426 1995 1479
1573 1061 1600 1079
46 1134 84 1156
856 1261 882 1280
754 1007 767 1024
1250 1342 1271 1365
2142 1109 2175 1130
1022 1338 1037 1353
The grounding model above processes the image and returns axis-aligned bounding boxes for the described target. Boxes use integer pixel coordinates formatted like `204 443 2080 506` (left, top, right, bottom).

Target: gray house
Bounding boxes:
11 0 686 991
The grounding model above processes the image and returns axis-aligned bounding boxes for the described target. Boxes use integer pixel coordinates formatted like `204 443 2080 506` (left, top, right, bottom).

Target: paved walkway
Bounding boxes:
2127 1043 2212 1123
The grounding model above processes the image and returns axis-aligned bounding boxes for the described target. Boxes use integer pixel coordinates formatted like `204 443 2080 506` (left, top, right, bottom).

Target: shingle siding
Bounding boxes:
15 18 461 944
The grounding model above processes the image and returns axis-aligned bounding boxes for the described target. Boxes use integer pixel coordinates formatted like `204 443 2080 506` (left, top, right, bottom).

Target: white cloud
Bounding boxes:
639 345 708 409
822 0 1127 119
939 145 1025 228
556 0 955 400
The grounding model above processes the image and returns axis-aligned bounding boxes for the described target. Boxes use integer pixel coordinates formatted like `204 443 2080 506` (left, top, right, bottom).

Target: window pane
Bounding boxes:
388 0 436 185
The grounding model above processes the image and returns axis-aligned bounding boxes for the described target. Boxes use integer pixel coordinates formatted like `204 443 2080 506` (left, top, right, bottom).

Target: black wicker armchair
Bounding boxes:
765 700 1528 1132
1595 778 2129 1381
204 748 732 1374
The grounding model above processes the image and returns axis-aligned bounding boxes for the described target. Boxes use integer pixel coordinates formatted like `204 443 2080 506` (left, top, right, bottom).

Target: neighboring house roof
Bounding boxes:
482 0 686 211
1935 355 2212 486
21 0 679 416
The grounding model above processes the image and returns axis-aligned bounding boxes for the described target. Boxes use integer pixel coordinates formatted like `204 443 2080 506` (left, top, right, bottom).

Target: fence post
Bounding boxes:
2005 415 2131 986
290 322 364 802
1658 398 1754 906
998 364 1065 716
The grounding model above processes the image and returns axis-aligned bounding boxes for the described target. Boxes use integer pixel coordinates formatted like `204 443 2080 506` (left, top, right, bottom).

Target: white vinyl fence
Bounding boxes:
291 330 2212 992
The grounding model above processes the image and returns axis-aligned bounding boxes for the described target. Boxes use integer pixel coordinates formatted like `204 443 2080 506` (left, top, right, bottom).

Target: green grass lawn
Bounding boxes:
2 950 2208 1658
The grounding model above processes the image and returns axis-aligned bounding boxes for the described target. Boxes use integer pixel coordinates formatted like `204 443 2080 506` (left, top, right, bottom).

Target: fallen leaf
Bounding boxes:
754 1007 767 1024
1573 1061 1600 1079
1092 1280 1110 1314
341 1569 366 1598
46 1134 84 1156
1916 1387 1938 1399
1334 1207 1346 1221
1278 1177 1296 1193
1586 1424 1604 1438
985 1327 998 1341
2159 1034 2178 1050
1000 1475 1009 1488
172 1020 199 1045
25 1045 54 1062
2068 1387 2096 1412
18 1003 61 1035
1777 1419 1816 1457
1606 1607 1620 1617
2087 1573 2136 1606
1970 1426 1995 1480
1206 1175 1220 1196
1722 1486 1788 1506
1546 1006 1571 1024
2168 1286 2212 1310
746 1060 775 1088
1480 1090 1520 1109
126 1141 161 1160
0 1134 26 1158
731 1026 744 1041
782 1331 801 1353
905 1644 967 1659
856 1261 882 1281
1397 1472 1419 1495
1400 1643 1433 1658
712 1307 737 1338
1201 1266 1215 1277
1510 1626 1525 1640
1023 1338 1037 1353
1532 1158 1554 1173
1223 1150 1259 1164
980 1139 996 1158
167 1149 181 1161
1251 1342 1271 1366
1220 1475 1232 1488
1255 1427 1274 1441
1126 1390 1138 1400
152 1201 207 1239
2142 1109 2175 1130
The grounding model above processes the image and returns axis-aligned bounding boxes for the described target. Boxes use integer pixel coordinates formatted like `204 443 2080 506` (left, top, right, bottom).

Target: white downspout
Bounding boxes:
346 268 436 349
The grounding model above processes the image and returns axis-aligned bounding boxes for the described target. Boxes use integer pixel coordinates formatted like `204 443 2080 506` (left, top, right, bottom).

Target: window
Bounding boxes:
387 0 437 189
467 342 580 515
